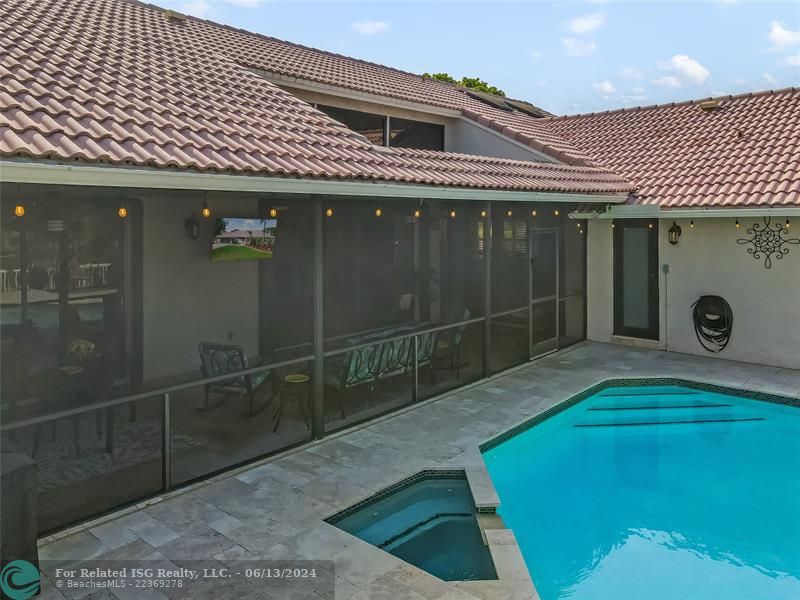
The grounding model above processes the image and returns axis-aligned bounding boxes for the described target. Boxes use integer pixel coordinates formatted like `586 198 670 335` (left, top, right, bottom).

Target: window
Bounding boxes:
389 117 444 151
318 105 386 146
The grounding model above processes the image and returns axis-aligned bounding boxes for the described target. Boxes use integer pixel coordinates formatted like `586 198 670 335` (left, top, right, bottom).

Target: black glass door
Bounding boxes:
613 219 659 340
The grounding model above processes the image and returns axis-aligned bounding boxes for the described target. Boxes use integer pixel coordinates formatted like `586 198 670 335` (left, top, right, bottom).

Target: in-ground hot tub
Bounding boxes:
327 470 497 581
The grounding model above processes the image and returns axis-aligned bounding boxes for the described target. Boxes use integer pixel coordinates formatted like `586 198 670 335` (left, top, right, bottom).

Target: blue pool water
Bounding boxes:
329 475 497 581
483 385 800 600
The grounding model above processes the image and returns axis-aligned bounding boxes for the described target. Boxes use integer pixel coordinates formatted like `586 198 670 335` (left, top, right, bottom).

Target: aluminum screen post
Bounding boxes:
412 335 419 403
483 201 492 377
162 392 171 491
312 197 325 440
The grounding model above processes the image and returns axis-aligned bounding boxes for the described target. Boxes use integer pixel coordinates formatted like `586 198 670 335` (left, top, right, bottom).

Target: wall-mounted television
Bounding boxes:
211 217 277 262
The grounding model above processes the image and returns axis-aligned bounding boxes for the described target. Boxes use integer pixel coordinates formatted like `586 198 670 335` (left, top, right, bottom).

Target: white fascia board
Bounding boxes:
570 205 800 219
265 73 564 164
0 160 627 205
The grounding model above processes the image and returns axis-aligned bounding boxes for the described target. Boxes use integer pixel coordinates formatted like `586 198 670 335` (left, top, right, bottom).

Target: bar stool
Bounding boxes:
274 373 310 432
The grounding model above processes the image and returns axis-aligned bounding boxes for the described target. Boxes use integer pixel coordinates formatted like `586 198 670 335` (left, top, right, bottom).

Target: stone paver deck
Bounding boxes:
37 342 800 600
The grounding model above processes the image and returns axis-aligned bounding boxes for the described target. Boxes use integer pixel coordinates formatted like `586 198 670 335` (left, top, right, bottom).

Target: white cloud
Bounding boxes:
179 0 210 17
568 13 605 34
632 86 645 94
768 21 800 47
763 72 778 85
657 54 710 85
619 94 648 104
531 50 543 61
562 37 597 56
593 80 617 94
620 67 643 80
653 75 682 88
786 53 800 66
352 20 389 35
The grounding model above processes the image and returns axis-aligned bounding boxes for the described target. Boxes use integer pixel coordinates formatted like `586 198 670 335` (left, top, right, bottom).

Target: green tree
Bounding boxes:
423 72 505 97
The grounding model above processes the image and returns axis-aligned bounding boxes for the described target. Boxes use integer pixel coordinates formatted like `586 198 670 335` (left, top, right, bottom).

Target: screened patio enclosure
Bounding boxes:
1 183 588 533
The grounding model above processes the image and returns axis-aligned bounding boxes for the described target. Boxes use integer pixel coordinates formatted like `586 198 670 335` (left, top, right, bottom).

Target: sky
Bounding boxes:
160 0 800 115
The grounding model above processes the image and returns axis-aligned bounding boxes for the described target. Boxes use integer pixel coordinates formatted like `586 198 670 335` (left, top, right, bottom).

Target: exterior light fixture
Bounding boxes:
668 221 682 245
690 220 695 229
201 199 211 218
506 210 512 217
648 222 654 229
611 221 615 229
735 219 740 228
414 209 421 218
480 210 487 218
531 209 537 217
14 204 25 217
269 207 278 218
786 218 791 229
375 208 382 217
450 210 457 218
554 209 560 216
117 207 128 219
325 207 334 217
184 214 200 240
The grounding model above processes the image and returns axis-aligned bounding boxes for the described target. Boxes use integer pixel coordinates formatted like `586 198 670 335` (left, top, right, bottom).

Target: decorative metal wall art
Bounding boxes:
736 217 799 269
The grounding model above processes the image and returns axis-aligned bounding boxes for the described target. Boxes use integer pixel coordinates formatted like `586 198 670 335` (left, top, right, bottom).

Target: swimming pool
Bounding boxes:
327 471 497 582
482 382 800 600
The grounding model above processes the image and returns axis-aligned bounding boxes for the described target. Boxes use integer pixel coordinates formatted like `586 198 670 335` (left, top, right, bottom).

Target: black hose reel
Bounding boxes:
691 295 733 353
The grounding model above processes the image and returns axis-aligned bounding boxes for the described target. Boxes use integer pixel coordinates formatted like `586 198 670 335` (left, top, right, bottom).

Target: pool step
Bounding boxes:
588 403 731 411
574 417 765 428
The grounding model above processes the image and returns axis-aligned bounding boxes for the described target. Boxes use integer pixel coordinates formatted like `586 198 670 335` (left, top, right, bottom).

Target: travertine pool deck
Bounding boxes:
36 342 800 600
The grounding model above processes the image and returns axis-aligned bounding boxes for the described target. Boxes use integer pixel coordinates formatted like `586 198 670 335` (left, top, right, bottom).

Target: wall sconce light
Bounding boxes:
786 218 791 229
14 204 25 217
554 209 560 216
450 210 457 218
201 199 211 219
668 221 682 245
735 219 740 228
185 214 200 240
269 207 278 218
375 208 382 217
117 206 128 219
325 207 334 217
531 209 537 217
690 220 695 229
480 210 487 218
506 210 512 217
413 209 421 218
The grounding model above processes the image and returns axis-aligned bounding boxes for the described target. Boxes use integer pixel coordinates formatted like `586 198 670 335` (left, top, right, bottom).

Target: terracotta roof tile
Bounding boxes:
0 0 630 195
546 90 800 207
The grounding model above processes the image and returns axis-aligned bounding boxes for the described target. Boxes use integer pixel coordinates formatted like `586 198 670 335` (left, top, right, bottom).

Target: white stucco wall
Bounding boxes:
140 193 260 381
586 217 800 369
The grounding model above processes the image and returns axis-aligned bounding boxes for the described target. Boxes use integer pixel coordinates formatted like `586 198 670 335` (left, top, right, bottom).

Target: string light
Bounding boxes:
531 210 537 217
786 218 791 229
506 209 512 217
554 209 560 216
117 207 128 219
414 209 421 218
480 210 487 218
269 207 278 218
450 210 457 218
690 220 694 229
201 198 211 218
648 222 653 229
325 208 334 217
375 208 382 217
14 204 25 217
735 219 740 228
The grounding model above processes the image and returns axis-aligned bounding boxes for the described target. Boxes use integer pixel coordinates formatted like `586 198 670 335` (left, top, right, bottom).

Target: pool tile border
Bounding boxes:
479 377 800 453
